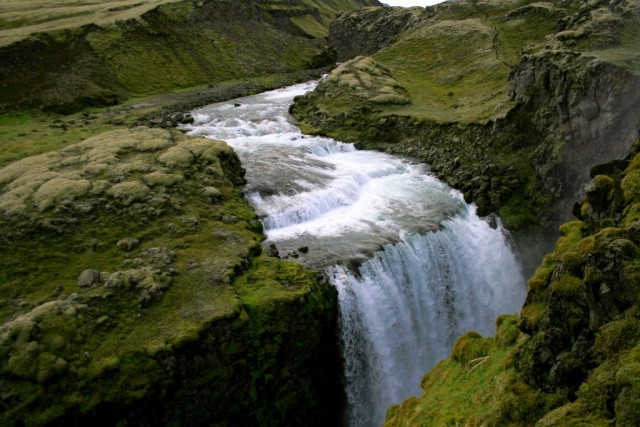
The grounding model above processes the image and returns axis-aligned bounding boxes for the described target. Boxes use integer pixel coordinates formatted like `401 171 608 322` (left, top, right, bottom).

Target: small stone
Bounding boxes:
78 269 101 288
266 244 279 257
222 215 238 224
202 186 222 202
117 237 140 252
96 315 110 326
298 246 309 253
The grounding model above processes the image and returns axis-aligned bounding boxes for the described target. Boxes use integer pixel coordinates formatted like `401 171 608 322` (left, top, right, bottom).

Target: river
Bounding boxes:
185 81 526 427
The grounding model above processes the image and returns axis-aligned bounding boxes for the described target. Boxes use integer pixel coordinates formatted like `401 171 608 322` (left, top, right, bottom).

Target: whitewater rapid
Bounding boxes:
185 81 526 427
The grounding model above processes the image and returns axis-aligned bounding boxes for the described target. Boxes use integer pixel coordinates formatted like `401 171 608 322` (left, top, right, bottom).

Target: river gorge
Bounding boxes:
185 81 527 426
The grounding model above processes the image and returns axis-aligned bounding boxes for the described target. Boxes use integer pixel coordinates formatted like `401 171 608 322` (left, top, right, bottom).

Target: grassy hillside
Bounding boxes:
301 0 579 124
0 0 183 47
0 0 380 113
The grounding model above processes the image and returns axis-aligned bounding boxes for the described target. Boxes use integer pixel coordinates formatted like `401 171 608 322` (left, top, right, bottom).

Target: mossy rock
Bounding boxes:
0 127 341 425
450 331 491 365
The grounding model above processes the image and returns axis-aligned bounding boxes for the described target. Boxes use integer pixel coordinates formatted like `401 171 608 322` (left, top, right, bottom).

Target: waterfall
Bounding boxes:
185 81 526 427
330 208 524 426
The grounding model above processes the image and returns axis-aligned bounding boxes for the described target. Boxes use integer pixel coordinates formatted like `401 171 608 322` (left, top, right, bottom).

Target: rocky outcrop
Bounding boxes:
510 50 640 223
0 127 341 425
329 6 426 61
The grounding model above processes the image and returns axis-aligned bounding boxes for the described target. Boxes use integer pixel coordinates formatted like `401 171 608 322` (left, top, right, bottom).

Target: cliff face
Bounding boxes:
328 6 427 61
0 0 381 113
505 0 640 222
292 0 640 228
0 128 341 425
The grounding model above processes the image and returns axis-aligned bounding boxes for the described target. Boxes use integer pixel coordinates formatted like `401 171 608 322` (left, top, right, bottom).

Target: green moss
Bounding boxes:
594 316 640 359
622 168 640 202
496 315 521 349
555 221 586 253
499 194 539 230
550 273 584 297
450 331 490 365
615 343 640 425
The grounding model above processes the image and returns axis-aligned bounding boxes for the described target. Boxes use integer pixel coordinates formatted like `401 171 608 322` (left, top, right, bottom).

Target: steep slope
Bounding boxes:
0 0 381 113
385 139 640 427
0 127 341 425
292 0 640 228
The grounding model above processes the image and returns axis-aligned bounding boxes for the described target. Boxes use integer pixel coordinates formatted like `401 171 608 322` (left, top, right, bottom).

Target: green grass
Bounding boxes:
370 2 563 123
373 19 510 123
0 112 120 167
0 0 185 47
385 315 563 427
495 13 563 64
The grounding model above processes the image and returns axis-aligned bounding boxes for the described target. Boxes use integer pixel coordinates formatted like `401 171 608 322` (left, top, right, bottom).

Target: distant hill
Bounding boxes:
0 0 381 113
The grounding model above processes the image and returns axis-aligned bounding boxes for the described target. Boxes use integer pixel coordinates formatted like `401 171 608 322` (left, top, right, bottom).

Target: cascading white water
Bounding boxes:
185 81 526 427
330 210 524 426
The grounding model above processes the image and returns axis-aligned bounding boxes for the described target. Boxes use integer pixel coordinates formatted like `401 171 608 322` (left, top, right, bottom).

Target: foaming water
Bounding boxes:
330 209 524 426
185 82 526 426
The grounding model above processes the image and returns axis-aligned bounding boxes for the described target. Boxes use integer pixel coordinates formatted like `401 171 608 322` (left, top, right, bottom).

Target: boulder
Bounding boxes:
78 269 101 288
116 238 140 252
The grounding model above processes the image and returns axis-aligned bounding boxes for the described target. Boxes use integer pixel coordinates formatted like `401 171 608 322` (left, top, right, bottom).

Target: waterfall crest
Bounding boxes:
330 207 524 427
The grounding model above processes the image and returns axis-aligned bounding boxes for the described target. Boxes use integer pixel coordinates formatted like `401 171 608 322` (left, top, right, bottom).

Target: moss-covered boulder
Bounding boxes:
0 127 341 426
